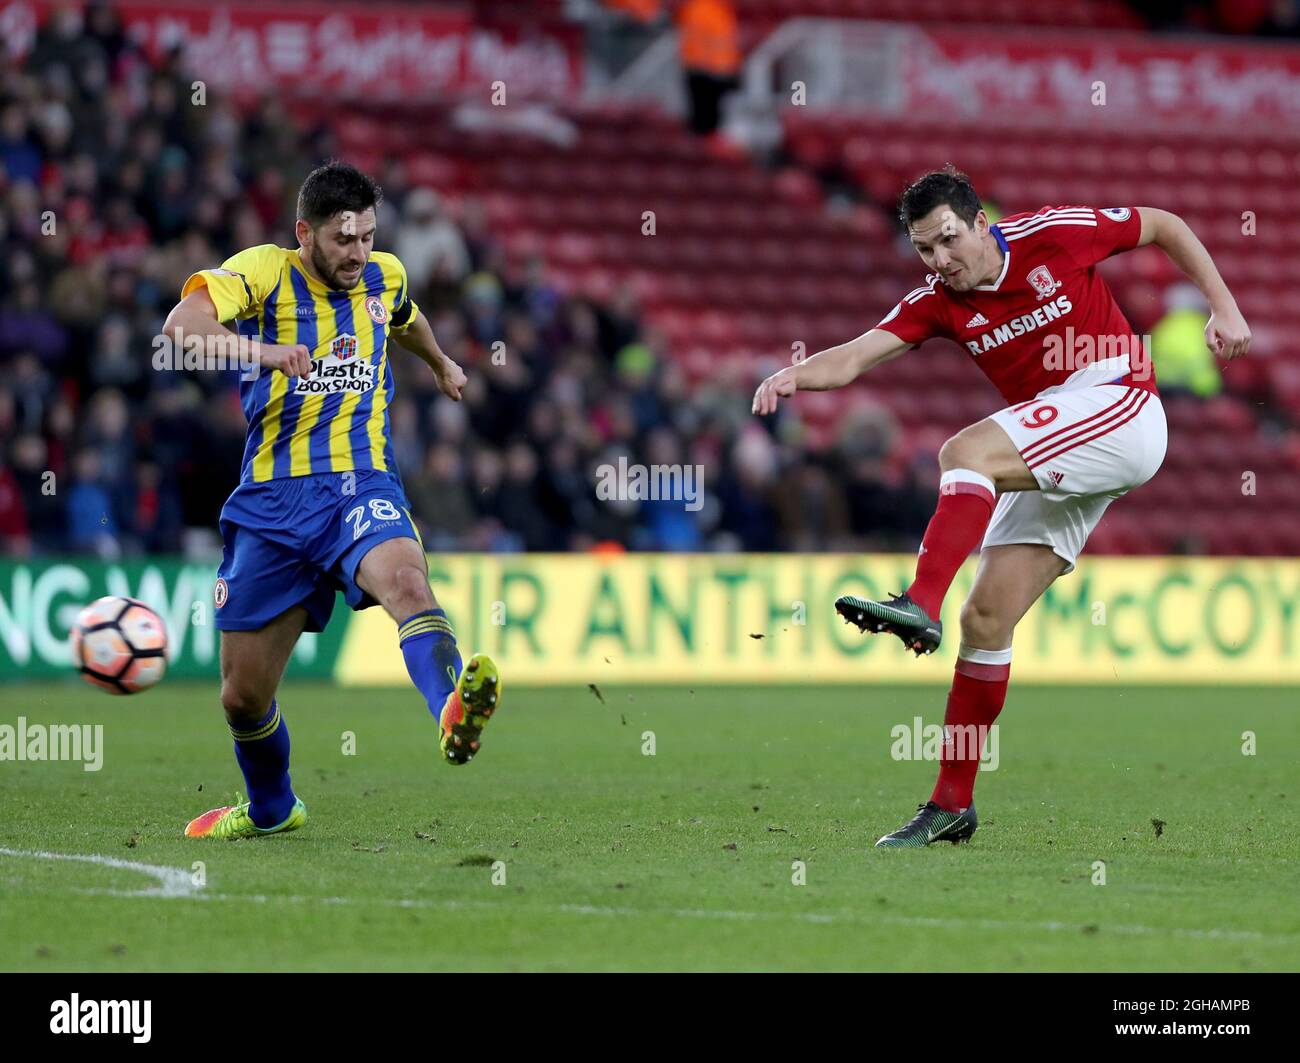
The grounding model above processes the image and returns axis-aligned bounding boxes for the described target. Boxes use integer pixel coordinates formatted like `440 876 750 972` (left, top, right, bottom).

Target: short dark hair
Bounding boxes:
899 165 981 229
297 161 383 227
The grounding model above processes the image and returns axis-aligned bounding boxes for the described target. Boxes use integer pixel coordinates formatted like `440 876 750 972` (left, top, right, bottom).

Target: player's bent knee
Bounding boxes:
938 429 989 474
388 562 434 613
219 680 272 725
937 433 968 471
959 597 1013 648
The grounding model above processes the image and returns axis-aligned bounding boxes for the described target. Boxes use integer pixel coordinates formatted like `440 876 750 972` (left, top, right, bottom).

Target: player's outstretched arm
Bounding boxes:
389 308 467 401
751 328 910 415
161 287 312 377
1136 207 1251 361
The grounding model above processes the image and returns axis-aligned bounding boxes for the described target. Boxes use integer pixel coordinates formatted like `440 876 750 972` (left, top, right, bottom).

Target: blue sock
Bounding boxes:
231 699 295 829
399 608 463 722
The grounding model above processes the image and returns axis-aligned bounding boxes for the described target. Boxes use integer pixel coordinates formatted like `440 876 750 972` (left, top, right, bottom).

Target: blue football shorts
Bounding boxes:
213 469 422 632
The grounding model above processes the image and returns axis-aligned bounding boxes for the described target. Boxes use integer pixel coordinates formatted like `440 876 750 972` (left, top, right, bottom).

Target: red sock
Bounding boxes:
906 469 996 619
929 645 1011 812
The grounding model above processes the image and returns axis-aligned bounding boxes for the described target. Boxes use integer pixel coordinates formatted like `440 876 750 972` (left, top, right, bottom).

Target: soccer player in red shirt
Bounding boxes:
752 167 1251 848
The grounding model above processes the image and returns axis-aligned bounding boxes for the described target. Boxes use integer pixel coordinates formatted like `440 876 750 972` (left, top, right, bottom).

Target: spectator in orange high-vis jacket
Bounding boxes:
677 0 740 135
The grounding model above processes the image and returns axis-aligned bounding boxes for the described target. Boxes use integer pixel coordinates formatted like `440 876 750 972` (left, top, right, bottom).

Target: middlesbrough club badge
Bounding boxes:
1026 265 1062 301
365 295 389 324
214 578 228 609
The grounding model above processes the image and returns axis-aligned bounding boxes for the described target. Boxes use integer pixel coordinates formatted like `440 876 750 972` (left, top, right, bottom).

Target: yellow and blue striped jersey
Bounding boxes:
181 245 419 484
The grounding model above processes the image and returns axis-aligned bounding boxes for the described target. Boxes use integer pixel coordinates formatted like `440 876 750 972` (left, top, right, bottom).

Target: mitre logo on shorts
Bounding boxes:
1027 265 1062 301
365 295 389 324
214 577 228 609
292 335 377 395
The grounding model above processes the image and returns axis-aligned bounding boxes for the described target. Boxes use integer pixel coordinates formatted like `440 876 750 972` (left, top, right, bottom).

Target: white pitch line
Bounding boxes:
0 847 200 898
199 891 1280 943
1 850 1286 944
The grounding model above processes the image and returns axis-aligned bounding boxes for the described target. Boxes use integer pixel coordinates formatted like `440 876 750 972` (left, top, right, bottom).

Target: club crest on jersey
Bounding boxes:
330 333 359 360
1027 265 1062 301
365 296 389 324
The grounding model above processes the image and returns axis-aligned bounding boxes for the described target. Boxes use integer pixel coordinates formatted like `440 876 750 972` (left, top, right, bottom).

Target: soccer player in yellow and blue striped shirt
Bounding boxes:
162 162 502 841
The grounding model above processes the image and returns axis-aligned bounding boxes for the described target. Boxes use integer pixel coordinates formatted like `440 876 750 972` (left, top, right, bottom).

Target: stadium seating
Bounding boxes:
309 94 1300 555
728 0 1143 46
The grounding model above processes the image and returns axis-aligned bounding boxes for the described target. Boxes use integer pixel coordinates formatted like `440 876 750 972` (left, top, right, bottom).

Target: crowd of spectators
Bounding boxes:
0 2 936 560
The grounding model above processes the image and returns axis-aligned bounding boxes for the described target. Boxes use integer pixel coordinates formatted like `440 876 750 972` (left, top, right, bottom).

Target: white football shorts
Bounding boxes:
983 384 1167 573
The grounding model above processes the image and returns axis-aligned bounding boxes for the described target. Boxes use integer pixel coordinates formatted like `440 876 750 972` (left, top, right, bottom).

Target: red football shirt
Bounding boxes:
874 205 1156 405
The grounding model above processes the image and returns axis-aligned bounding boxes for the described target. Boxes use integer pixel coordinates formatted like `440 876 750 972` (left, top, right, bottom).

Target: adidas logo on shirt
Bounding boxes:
966 313 990 328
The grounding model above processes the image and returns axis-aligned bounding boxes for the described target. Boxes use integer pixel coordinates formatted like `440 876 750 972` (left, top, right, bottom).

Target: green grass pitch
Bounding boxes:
1 681 1298 971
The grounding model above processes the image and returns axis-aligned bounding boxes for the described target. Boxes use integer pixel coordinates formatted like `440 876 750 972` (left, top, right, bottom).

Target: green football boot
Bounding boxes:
439 653 502 765
835 591 943 656
875 801 978 849
185 795 307 840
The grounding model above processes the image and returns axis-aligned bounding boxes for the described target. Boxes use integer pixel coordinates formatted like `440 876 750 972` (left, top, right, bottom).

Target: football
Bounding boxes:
70 596 169 695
